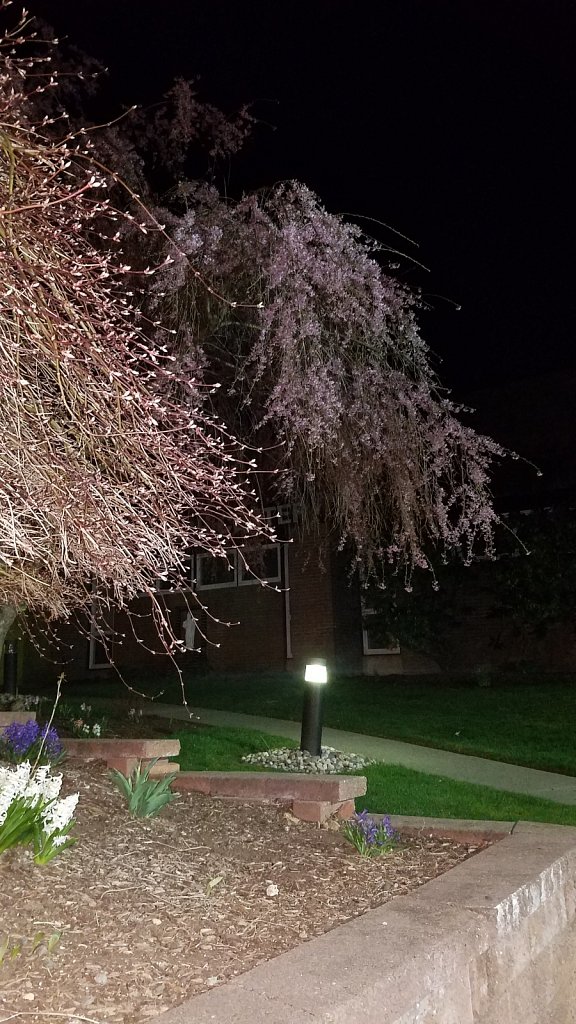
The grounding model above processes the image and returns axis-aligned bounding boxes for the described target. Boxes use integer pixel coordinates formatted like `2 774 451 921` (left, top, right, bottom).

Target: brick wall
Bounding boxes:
202 579 286 671
18 540 576 685
288 534 337 670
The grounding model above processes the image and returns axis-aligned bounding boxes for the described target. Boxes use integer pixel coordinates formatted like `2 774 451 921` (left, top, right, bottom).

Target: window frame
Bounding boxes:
88 603 114 669
195 551 238 591
152 556 193 594
195 544 282 591
237 543 282 587
361 606 401 656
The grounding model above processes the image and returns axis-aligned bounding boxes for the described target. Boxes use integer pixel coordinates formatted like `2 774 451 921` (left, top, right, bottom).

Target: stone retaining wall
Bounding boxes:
151 819 576 1024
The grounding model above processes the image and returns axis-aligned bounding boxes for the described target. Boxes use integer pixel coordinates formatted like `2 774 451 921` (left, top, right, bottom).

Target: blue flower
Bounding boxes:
0 720 63 763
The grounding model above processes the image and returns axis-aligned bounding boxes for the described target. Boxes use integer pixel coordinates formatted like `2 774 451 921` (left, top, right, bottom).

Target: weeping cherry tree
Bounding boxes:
0 6 271 659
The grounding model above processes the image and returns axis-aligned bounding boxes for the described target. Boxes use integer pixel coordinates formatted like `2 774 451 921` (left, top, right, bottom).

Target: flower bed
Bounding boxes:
0 759 479 1023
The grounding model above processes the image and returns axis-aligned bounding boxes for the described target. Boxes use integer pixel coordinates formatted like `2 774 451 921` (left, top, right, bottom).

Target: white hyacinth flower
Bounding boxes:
0 761 32 820
0 762 71 827
41 793 79 838
25 765 63 803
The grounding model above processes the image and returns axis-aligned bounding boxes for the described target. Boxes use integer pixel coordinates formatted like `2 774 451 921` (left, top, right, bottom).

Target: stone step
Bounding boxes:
147 759 180 778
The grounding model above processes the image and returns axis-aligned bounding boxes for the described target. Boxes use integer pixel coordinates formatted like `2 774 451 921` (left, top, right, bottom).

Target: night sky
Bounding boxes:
28 1 576 395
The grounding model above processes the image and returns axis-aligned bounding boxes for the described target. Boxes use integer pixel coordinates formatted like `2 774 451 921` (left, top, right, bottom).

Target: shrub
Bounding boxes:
0 694 42 712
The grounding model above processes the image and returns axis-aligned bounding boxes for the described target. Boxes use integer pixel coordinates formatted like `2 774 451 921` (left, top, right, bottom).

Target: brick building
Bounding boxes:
10 369 576 687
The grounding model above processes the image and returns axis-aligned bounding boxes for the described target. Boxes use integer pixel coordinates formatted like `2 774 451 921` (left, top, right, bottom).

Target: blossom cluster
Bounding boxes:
0 761 62 818
0 760 78 863
0 6 273 653
147 181 506 577
58 701 104 738
342 810 399 856
74 721 101 737
0 720 63 764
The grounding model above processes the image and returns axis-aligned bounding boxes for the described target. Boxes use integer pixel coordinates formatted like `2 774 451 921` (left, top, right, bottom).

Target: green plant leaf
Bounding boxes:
31 931 45 954
46 930 62 954
110 760 178 818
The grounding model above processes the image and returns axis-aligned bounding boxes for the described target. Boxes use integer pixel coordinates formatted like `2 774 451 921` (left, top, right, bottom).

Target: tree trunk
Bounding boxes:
0 604 18 667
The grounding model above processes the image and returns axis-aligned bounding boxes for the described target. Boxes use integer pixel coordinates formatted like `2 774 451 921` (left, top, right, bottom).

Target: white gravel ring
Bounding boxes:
241 745 375 774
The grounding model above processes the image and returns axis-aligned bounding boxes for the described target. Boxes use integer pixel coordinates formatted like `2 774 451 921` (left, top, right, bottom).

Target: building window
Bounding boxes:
263 504 296 526
196 552 237 590
196 545 282 591
238 544 282 586
361 607 400 656
153 556 193 593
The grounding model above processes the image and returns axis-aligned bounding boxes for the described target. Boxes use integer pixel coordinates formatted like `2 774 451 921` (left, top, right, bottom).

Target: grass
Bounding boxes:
59 668 576 776
361 762 576 826
173 724 576 827
174 725 296 771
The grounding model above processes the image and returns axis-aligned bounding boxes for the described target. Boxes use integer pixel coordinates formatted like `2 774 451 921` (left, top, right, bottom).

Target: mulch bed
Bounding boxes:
0 759 489 1024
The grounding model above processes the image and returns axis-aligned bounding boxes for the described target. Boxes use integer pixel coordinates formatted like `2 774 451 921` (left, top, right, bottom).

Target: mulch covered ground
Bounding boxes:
0 759 487 1024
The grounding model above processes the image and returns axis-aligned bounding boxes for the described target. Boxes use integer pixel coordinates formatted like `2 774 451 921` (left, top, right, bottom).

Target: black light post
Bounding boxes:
300 658 328 756
3 639 18 696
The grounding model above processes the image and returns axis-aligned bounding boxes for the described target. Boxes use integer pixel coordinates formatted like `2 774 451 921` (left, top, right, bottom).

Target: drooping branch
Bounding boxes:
144 181 506 577
0 5 272 649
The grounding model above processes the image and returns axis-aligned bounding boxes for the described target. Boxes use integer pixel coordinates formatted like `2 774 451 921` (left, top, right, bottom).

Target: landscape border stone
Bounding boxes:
149 816 576 1024
62 737 181 778
172 770 366 822
0 710 37 729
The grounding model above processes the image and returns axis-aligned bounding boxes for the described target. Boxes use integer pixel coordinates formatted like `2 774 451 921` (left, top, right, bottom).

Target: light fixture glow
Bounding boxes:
304 660 328 684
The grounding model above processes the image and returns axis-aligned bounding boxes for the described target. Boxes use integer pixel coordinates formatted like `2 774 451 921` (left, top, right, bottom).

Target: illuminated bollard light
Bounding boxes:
300 658 328 756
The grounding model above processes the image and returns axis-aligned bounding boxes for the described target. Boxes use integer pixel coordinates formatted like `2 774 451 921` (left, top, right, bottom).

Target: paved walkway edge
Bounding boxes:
144 702 576 805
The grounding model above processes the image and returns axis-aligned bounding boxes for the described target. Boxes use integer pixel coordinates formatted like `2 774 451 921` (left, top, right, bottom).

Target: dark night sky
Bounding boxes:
28 0 576 395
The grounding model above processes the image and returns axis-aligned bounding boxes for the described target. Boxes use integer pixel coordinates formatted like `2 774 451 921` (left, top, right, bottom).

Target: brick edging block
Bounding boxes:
63 738 180 758
172 771 366 802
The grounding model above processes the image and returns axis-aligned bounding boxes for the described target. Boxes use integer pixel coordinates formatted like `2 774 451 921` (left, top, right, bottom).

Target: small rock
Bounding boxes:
241 745 375 774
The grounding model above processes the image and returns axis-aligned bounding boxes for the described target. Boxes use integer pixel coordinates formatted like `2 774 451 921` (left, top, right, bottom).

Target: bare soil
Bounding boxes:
0 759 487 1024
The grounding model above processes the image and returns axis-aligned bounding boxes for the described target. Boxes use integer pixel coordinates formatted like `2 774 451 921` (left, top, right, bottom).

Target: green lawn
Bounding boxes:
44 667 576 775
154 670 576 776
173 724 576 826
175 725 295 771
